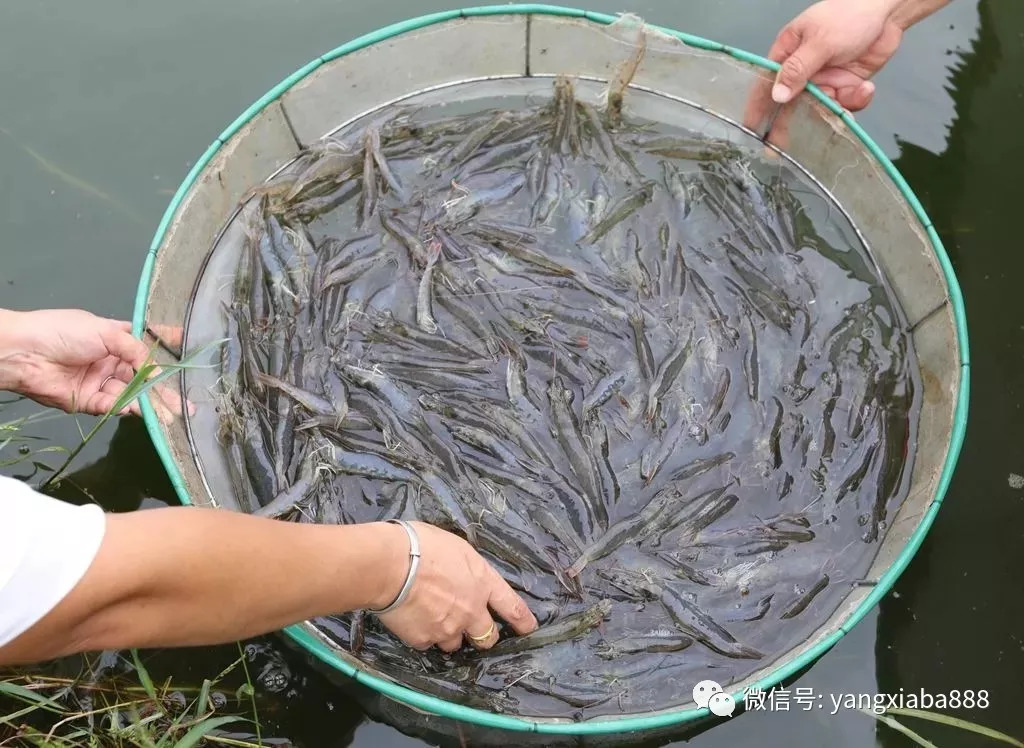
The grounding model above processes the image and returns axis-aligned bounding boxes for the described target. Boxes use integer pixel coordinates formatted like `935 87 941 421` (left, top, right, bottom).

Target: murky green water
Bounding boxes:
1 0 1021 745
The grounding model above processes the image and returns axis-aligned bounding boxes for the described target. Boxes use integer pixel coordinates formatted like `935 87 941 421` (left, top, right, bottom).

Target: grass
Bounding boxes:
0 650 260 747
857 707 1024 748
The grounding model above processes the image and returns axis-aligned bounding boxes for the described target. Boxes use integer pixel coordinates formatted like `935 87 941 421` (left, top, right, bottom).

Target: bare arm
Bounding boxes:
890 0 953 30
0 506 537 666
0 508 407 665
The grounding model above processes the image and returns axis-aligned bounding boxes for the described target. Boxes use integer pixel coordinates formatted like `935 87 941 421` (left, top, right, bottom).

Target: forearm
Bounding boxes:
0 507 406 665
889 0 952 30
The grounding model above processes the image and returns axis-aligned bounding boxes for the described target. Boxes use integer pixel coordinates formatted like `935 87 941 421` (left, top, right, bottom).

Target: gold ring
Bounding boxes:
467 623 495 643
99 375 116 390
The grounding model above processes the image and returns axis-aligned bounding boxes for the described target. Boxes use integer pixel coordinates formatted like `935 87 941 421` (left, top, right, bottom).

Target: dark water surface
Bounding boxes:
1 0 1021 745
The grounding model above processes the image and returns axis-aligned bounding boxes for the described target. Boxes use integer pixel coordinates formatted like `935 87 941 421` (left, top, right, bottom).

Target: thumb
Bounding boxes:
773 36 834 104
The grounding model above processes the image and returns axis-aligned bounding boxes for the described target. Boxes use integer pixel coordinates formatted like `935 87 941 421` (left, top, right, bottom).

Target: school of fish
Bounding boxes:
212 74 920 718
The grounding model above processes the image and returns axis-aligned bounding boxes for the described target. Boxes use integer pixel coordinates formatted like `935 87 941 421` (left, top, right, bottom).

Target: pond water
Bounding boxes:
1 0 1021 745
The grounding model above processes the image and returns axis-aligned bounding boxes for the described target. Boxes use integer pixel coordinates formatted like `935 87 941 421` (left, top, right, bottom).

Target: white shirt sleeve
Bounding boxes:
0 474 106 648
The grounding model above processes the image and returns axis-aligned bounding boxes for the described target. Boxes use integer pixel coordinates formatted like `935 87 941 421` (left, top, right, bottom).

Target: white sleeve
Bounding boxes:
0 475 106 648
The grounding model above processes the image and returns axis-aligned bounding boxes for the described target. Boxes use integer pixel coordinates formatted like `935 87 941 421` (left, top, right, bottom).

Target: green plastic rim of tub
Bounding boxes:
131 3 970 735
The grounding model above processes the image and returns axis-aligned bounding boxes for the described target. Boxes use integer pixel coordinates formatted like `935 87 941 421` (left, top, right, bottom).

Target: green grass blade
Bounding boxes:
886 708 1023 747
195 679 212 721
859 709 939 748
131 650 159 703
0 680 65 711
235 642 260 745
72 414 86 442
108 338 224 416
172 716 246 748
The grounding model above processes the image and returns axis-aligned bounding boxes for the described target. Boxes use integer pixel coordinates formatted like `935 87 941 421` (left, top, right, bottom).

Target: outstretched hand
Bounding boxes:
376 522 539 652
0 308 185 422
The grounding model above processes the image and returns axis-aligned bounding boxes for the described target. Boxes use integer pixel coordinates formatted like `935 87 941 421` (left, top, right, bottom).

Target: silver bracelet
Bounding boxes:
369 519 421 615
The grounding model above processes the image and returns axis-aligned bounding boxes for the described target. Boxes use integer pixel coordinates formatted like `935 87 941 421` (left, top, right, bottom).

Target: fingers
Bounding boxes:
810 68 875 110
836 81 875 112
88 373 158 419
485 565 538 636
112 360 136 384
99 323 154 373
100 322 196 421
438 633 466 653
806 68 876 112
89 384 133 417
811 66 869 91
145 388 178 423
91 356 181 422
772 32 834 104
464 613 499 651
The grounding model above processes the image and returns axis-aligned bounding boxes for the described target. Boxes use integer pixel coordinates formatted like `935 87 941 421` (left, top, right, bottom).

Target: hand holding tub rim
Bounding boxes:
767 0 951 110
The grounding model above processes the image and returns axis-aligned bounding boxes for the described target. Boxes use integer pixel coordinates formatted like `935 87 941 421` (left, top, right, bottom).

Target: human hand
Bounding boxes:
743 0 904 148
375 522 539 652
0 308 185 422
767 0 904 109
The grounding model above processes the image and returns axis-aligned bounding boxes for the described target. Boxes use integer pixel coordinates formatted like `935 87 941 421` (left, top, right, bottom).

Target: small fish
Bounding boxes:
255 455 320 519
360 130 378 225
256 372 336 417
478 600 612 657
582 369 629 417
368 127 407 199
566 483 682 576
780 575 830 619
628 308 656 380
596 632 693 659
416 241 442 333
577 182 654 245
325 445 418 483
660 584 762 659
547 377 608 531
645 325 694 421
